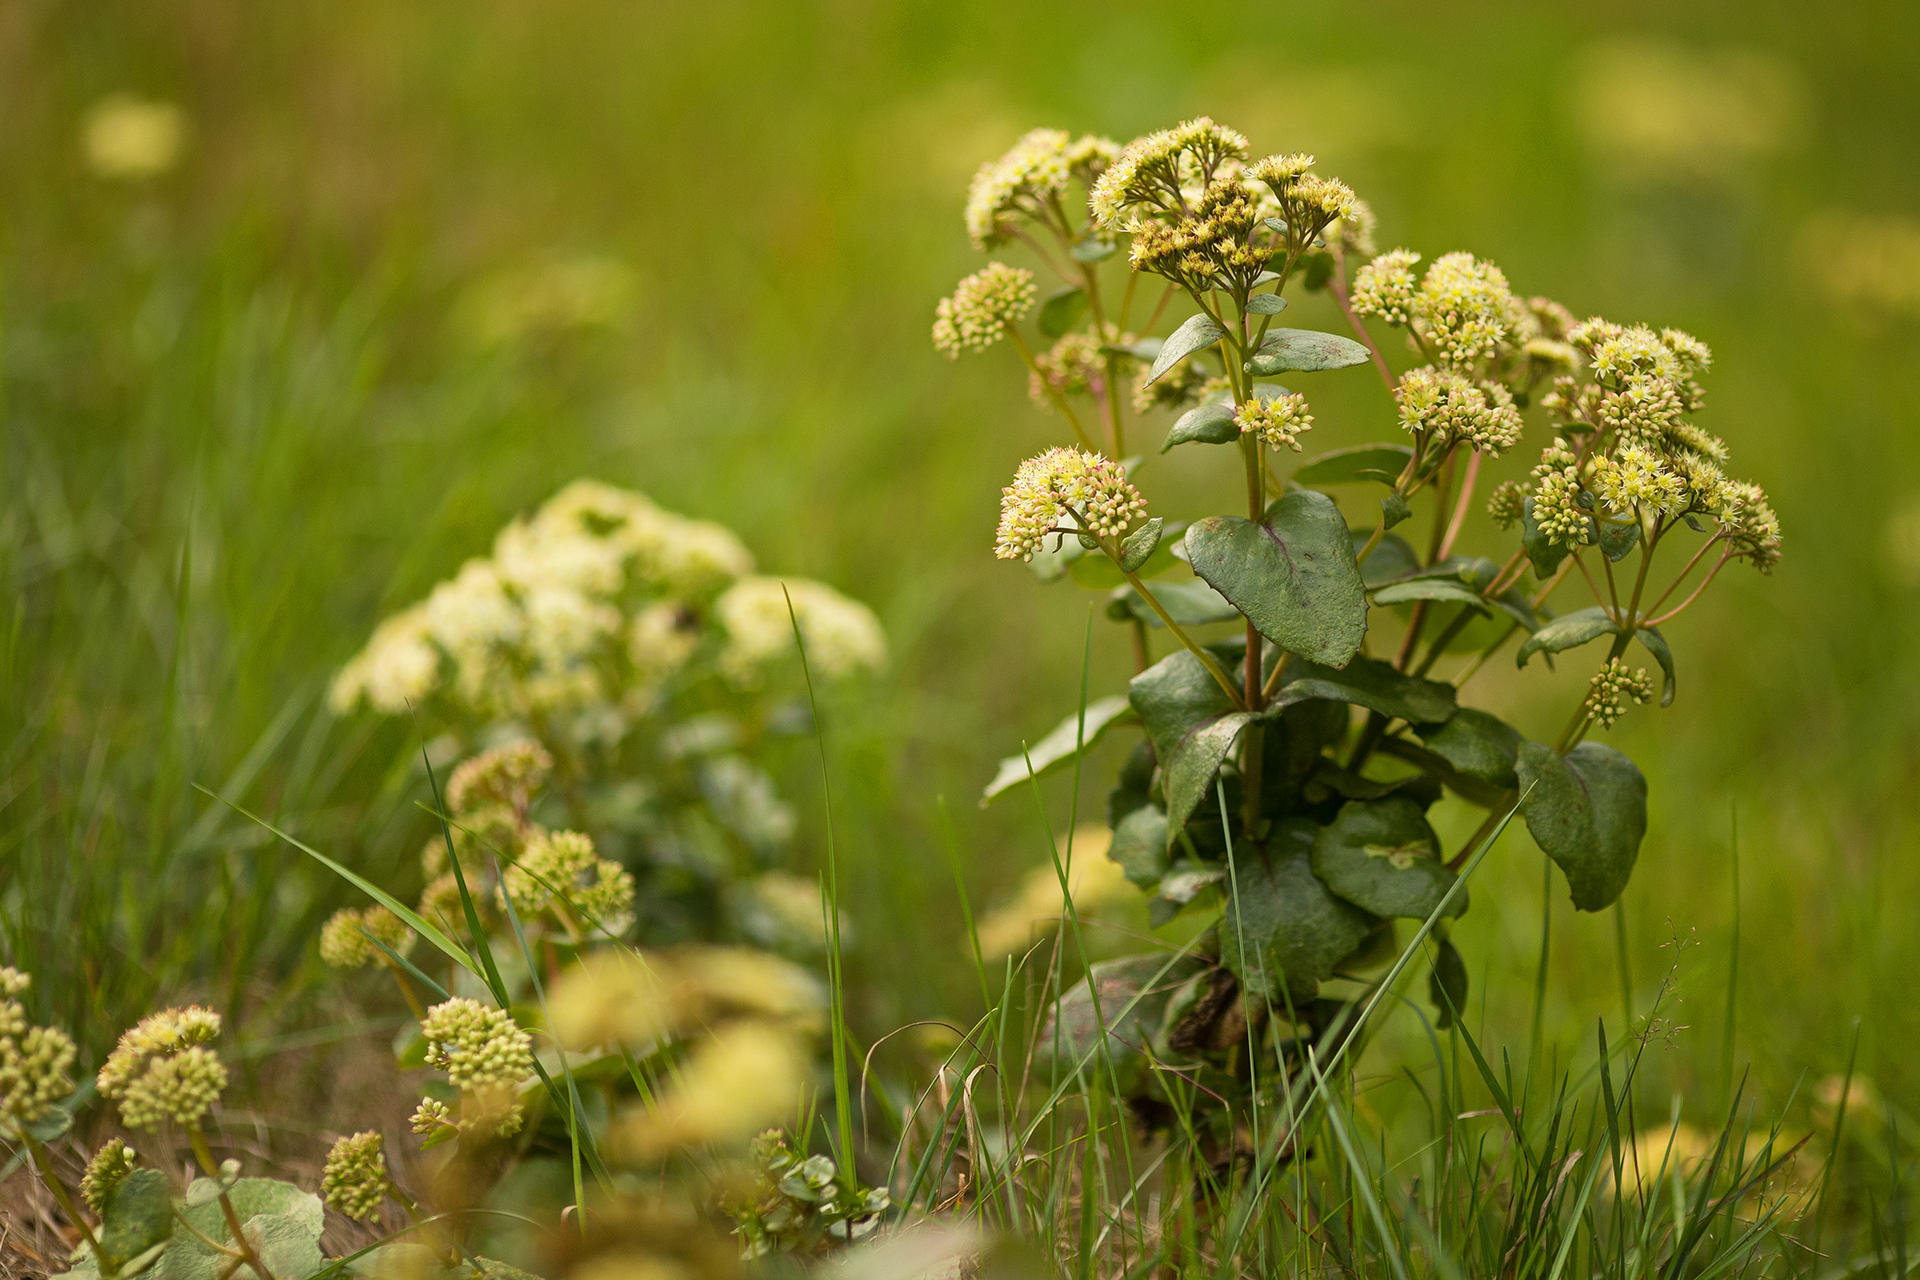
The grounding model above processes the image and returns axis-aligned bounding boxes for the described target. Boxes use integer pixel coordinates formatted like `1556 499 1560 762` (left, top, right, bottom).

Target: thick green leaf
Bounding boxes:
1414 708 1522 790
1516 741 1648 912
98 1169 173 1270
1311 796 1464 920
1108 805 1170 889
1356 530 1419 586
1184 490 1366 667
1381 492 1413 529
1109 580 1240 628
1515 606 1620 668
1637 626 1676 706
1245 328 1372 376
1370 578 1492 612
1295 444 1415 488
1147 313 1225 385
1130 648 1239 764
245 1215 326 1280
1598 515 1640 562
1521 496 1584 577
1162 403 1239 451
1428 937 1468 1030
1247 292 1288 315
1039 288 1089 339
1035 953 1210 1092
982 696 1139 804
1219 821 1377 1000
1272 655 1457 725
1119 518 1163 571
1163 712 1255 844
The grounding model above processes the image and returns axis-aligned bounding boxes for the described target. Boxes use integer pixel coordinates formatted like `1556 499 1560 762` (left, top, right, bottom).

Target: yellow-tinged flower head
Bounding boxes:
1350 249 1421 326
963 128 1115 250
1395 366 1525 455
1029 332 1108 406
445 740 552 817
994 448 1147 562
1235 392 1315 452
97 1006 223 1126
1412 252 1524 370
932 263 1037 358
501 828 635 935
81 1140 138 1214
318 906 415 970
617 1021 808 1159
1487 480 1528 529
713 576 887 686
419 998 533 1137
322 1131 391 1223
1091 118 1251 227
1591 444 1687 516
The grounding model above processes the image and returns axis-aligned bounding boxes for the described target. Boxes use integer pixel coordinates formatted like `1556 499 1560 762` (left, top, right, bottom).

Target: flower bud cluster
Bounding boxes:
1235 393 1314 452
1487 480 1528 529
501 828 636 933
446 740 552 816
322 1131 392 1223
1350 249 1421 325
1091 117 1250 227
712 576 888 686
1126 176 1264 292
1585 659 1655 729
98 1006 227 1130
1395 366 1524 455
994 449 1147 562
81 1140 138 1214
1591 444 1686 516
0 969 75 1134
420 998 534 1096
932 263 1037 358
965 129 1117 250
319 905 415 970
1411 252 1525 370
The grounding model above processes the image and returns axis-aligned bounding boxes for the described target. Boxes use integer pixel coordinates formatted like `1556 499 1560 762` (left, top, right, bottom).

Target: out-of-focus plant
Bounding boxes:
944 119 1781 1173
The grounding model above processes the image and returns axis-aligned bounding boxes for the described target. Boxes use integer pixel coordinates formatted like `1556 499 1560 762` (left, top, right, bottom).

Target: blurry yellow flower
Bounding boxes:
1797 211 1920 318
975 827 1130 959
82 95 187 180
1606 1121 1815 1218
673 945 826 1026
548 949 675 1051
1571 40 1804 181
618 1021 807 1158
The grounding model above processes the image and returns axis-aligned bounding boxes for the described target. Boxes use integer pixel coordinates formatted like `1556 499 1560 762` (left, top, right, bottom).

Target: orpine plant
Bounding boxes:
329 480 884 955
946 119 1779 1160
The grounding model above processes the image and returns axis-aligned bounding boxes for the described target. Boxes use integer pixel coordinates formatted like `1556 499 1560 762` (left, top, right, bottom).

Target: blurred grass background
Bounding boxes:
4 0 1919 1148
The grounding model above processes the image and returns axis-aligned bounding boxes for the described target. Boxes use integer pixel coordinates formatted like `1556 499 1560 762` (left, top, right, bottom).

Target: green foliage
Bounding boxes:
1184 492 1368 667
1517 740 1649 911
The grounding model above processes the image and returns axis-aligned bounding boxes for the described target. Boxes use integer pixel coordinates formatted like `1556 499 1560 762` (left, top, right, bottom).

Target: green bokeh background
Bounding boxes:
5 0 1918 1130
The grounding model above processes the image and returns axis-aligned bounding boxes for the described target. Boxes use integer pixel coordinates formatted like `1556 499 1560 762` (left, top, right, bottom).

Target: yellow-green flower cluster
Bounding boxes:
409 1097 453 1135
330 481 755 719
712 576 888 686
1585 659 1655 729
0 970 76 1134
1350 249 1421 325
319 905 415 970
446 740 552 816
81 1140 139 1214
964 128 1117 250
420 998 533 1093
322 1131 392 1223
1090 117 1251 227
1235 392 1315 452
1126 175 1265 291
98 1006 227 1131
1487 480 1528 529
932 263 1037 358
501 828 636 934
1411 252 1525 370
1394 366 1525 455
1591 444 1687 516
994 448 1147 562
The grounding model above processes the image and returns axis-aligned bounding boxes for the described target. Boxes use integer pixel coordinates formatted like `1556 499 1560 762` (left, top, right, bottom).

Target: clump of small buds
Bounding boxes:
322 1131 394 1223
1395 366 1524 455
81 1139 138 1214
994 448 1147 561
419 997 534 1138
932 263 1038 358
97 1006 227 1131
1585 659 1656 730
